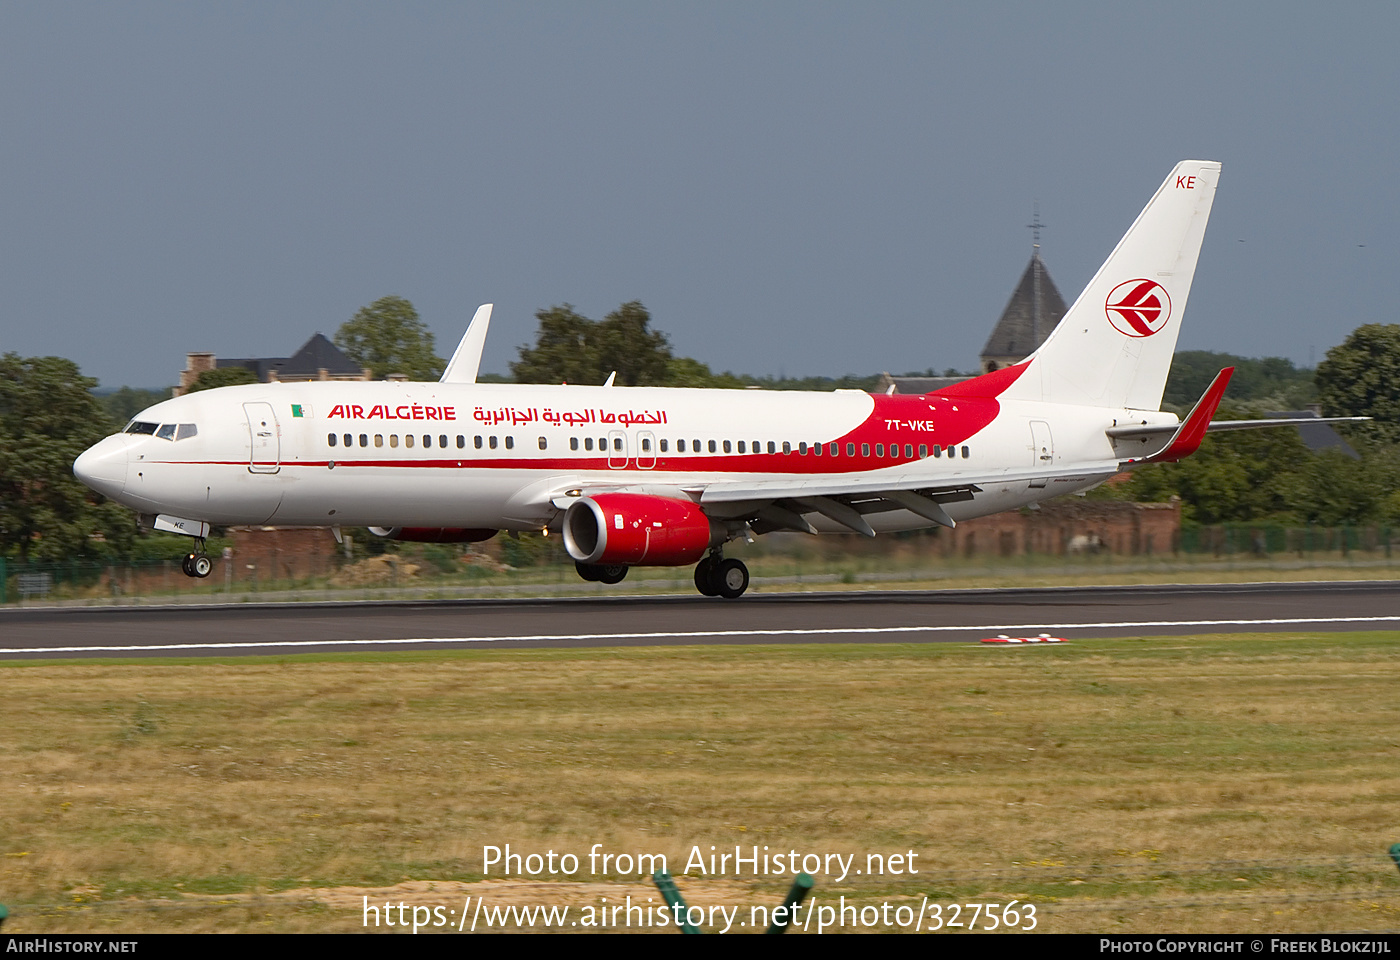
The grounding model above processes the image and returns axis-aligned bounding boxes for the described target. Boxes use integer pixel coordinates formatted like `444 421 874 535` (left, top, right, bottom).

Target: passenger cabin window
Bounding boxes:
389 435 399 448
961 445 969 458
708 440 717 453
474 435 483 449
571 437 580 451
539 437 548 450
328 433 337 447
405 435 414 448
660 439 669 452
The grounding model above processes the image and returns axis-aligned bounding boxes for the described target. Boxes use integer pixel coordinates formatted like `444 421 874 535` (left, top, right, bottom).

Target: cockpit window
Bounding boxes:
156 424 177 440
125 421 158 435
176 423 198 441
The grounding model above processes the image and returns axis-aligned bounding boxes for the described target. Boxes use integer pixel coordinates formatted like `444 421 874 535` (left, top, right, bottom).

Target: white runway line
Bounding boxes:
4 615 1400 655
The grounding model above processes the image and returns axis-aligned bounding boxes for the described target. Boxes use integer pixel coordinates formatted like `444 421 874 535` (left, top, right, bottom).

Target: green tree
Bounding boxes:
595 301 673 385
0 354 135 562
184 367 259 393
512 301 679 386
1315 324 1400 444
99 386 173 422
335 295 444 381
1164 351 1316 411
1099 408 1314 524
510 304 607 385
664 356 747 389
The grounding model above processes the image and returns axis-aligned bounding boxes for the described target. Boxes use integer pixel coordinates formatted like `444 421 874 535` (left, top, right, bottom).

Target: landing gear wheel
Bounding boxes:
694 556 719 596
191 554 213 578
181 554 195 577
597 564 627 585
576 561 628 584
712 558 749 599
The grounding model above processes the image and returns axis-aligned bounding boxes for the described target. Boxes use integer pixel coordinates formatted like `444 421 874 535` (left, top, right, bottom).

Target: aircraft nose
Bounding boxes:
74 435 129 498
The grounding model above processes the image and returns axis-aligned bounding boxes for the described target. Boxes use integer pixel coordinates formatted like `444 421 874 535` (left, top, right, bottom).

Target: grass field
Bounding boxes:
3 633 1399 933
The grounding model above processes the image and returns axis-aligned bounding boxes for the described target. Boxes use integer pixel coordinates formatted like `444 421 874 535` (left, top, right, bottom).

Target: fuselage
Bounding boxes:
73 378 1174 534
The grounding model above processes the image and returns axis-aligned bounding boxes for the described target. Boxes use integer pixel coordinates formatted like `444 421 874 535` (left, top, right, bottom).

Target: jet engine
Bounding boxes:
367 527 498 543
562 493 723 566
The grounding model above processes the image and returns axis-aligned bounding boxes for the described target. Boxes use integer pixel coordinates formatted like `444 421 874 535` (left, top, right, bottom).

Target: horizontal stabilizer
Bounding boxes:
1127 367 1233 463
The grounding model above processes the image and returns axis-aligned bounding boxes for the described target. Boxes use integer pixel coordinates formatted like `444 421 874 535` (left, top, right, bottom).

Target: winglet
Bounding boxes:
1141 367 1234 462
440 303 493 384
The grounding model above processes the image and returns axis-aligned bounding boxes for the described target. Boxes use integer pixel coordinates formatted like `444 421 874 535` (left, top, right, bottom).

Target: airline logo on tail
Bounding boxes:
1105 279 1171 337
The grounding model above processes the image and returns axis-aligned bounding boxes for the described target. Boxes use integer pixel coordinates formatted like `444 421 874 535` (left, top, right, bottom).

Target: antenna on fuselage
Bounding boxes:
440 303 493 384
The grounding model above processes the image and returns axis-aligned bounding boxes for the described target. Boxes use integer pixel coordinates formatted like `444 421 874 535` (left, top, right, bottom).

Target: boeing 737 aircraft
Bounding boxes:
73 161 1357 598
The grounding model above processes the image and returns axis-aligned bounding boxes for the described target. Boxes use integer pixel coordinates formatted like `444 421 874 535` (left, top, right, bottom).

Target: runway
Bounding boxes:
2 580 1398 659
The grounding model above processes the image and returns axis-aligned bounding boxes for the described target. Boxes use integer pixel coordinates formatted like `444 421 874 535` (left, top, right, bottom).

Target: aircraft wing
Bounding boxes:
692 461 1123 535
542 457 1120 537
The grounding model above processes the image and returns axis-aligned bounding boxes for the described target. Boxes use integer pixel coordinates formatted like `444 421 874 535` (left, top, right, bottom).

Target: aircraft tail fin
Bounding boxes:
1001 161 1221 411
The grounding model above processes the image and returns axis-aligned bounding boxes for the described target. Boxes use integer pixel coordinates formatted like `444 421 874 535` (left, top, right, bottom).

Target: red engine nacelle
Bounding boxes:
563 494 723 566
367 527 498 543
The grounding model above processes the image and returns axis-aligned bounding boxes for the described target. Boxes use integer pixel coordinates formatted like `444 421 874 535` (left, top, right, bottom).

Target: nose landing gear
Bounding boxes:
180 541 213 579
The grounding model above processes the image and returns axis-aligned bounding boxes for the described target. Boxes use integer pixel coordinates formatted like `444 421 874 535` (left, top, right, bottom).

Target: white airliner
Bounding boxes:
73 161 1357 597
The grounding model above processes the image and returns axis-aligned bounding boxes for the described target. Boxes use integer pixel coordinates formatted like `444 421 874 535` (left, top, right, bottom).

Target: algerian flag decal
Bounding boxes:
292 404 311 418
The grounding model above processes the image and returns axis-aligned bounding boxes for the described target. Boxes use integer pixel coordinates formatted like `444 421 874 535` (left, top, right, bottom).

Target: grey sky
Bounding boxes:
1 2 1395 388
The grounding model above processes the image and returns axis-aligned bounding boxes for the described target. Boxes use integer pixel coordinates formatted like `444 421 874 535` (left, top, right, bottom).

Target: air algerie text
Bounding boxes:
326 404 456 421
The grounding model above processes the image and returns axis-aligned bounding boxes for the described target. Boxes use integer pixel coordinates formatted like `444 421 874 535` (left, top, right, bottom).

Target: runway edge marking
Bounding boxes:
5 615 1400 655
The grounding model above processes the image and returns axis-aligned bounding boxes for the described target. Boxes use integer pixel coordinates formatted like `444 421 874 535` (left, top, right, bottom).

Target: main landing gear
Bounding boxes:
693 552 749 599
180 541 213 579
575 561 628 584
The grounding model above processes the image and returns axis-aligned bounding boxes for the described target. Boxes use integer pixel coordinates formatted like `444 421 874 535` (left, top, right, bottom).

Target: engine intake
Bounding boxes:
563 494 722 566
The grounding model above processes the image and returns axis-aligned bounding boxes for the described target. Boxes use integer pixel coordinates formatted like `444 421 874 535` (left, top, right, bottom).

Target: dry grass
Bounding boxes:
3 634 1399 933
